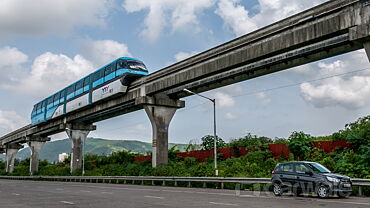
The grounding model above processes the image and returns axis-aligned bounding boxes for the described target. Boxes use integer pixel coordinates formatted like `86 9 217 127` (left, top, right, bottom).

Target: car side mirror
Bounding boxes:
305 171 313 176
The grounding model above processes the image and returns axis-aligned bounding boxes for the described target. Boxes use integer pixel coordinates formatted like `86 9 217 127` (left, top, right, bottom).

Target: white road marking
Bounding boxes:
101 191 113 194
320 200 370 206
144 195 164 199
209 202 239 206
12 193 20 196
60 201 75 205
56 188 64 191
80 190 91 193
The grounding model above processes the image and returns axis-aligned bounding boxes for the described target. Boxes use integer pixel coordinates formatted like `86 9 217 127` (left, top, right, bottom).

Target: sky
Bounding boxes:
0 0 369 145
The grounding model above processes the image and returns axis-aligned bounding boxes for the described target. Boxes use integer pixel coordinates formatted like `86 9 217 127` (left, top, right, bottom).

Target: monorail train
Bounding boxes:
31 57 148 125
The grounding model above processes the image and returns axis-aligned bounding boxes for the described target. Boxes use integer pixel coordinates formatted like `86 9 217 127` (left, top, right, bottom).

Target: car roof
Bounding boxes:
277 161 315 165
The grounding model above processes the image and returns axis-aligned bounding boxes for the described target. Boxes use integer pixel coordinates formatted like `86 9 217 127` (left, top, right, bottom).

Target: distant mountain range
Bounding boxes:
0 138 188 163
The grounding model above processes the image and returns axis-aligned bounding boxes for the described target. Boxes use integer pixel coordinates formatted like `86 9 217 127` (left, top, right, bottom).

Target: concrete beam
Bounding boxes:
364 42 370 62
66 124 95 174
5 143 23 173
138 94 184 168
27 136 50 175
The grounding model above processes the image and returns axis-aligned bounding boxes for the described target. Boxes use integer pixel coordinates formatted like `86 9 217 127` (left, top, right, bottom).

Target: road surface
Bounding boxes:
0 179 369 207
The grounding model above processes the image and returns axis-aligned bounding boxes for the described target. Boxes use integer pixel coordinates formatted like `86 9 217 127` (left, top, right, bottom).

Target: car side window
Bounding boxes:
280 164 293 173
295 164 309 174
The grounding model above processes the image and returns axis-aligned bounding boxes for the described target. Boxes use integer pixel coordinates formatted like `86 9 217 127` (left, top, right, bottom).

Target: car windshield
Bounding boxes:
307 162 331 173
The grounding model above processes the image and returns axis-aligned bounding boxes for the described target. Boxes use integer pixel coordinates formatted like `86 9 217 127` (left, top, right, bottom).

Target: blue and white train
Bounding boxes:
31 57 148 125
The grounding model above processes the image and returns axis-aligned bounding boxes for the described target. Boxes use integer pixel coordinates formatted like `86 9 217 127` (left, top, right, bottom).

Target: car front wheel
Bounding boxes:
317 185 330 198
273 183 283 196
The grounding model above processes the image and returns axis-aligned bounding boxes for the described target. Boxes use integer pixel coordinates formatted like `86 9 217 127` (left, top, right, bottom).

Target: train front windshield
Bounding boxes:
127 61 147 71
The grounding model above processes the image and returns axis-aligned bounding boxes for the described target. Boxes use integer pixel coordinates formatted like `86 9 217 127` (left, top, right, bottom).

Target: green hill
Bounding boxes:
0 138 188 163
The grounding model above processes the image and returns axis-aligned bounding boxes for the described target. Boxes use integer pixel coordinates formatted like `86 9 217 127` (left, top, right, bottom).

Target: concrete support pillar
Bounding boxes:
364 42 370 62
5 143 22 173
136 94 185 168
65 123 96 174
28 139 47 175
144 105 177 167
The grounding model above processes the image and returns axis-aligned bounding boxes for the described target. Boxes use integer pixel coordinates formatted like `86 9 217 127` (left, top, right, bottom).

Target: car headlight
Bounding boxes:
326 176 340 183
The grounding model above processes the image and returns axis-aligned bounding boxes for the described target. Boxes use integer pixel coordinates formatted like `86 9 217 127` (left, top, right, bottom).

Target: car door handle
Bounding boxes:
296 176 300 179
280 175 284 177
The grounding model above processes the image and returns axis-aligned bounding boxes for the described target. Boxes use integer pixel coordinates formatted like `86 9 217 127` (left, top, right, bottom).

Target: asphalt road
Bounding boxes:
0 180 369 208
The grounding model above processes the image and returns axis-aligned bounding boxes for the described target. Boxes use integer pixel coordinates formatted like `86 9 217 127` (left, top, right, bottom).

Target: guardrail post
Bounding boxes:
162 181 166 186
188 181 191 188
152 180 155 186
358 186 363 197
141 180 144 185
174 181 178 187
203 182 206 188
221 182 224 189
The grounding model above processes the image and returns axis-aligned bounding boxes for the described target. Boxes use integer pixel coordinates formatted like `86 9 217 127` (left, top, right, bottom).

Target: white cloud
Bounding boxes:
0 110 27 134
255 92 271 104
122 0 214 43
215 0 257 36
19 53 94 96
0 0 111 37
0 46 28 67
300 76 370 109
216 0 327 37
214 92 235 108
225 112 236 119
1 51 94 97
80 39 132 66
300 50 370 109
0 46 28 86
174 51 198 62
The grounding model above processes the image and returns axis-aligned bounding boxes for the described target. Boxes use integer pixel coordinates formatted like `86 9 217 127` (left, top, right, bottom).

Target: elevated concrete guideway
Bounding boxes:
1 0 370 172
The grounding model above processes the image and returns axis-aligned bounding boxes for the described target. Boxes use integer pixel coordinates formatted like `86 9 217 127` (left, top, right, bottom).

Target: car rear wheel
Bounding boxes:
273 183 283 196
317 185 330 198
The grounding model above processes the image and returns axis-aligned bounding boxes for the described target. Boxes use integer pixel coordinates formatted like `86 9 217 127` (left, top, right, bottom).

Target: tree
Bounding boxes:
200 135 225 150
287 131 313 160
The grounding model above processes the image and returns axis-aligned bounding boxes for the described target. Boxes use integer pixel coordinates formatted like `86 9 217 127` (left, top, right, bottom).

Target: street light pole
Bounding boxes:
183 89 218 176
82 138 85 176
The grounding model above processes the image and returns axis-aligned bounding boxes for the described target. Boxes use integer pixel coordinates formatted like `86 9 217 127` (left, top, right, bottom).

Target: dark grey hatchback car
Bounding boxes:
271 161 352 198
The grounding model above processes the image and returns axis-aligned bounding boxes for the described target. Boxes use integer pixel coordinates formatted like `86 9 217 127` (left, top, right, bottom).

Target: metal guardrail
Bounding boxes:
0 176 368 196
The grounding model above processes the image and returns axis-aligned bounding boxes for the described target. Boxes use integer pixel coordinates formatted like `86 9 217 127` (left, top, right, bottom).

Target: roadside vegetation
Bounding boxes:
0 116 369 195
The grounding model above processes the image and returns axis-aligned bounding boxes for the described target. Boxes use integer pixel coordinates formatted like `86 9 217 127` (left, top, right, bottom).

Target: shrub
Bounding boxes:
287 131 313 160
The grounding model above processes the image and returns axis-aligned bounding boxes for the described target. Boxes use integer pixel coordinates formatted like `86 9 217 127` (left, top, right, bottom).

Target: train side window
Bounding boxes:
76 80 83 91
93 70 103 82
104 65 113 76
60 90 65 102
117 60 126 69
36 103 41 113
54 93 60 102
67 85 75 95
47 97 53 106
42 100 46 110
84 77 90 86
